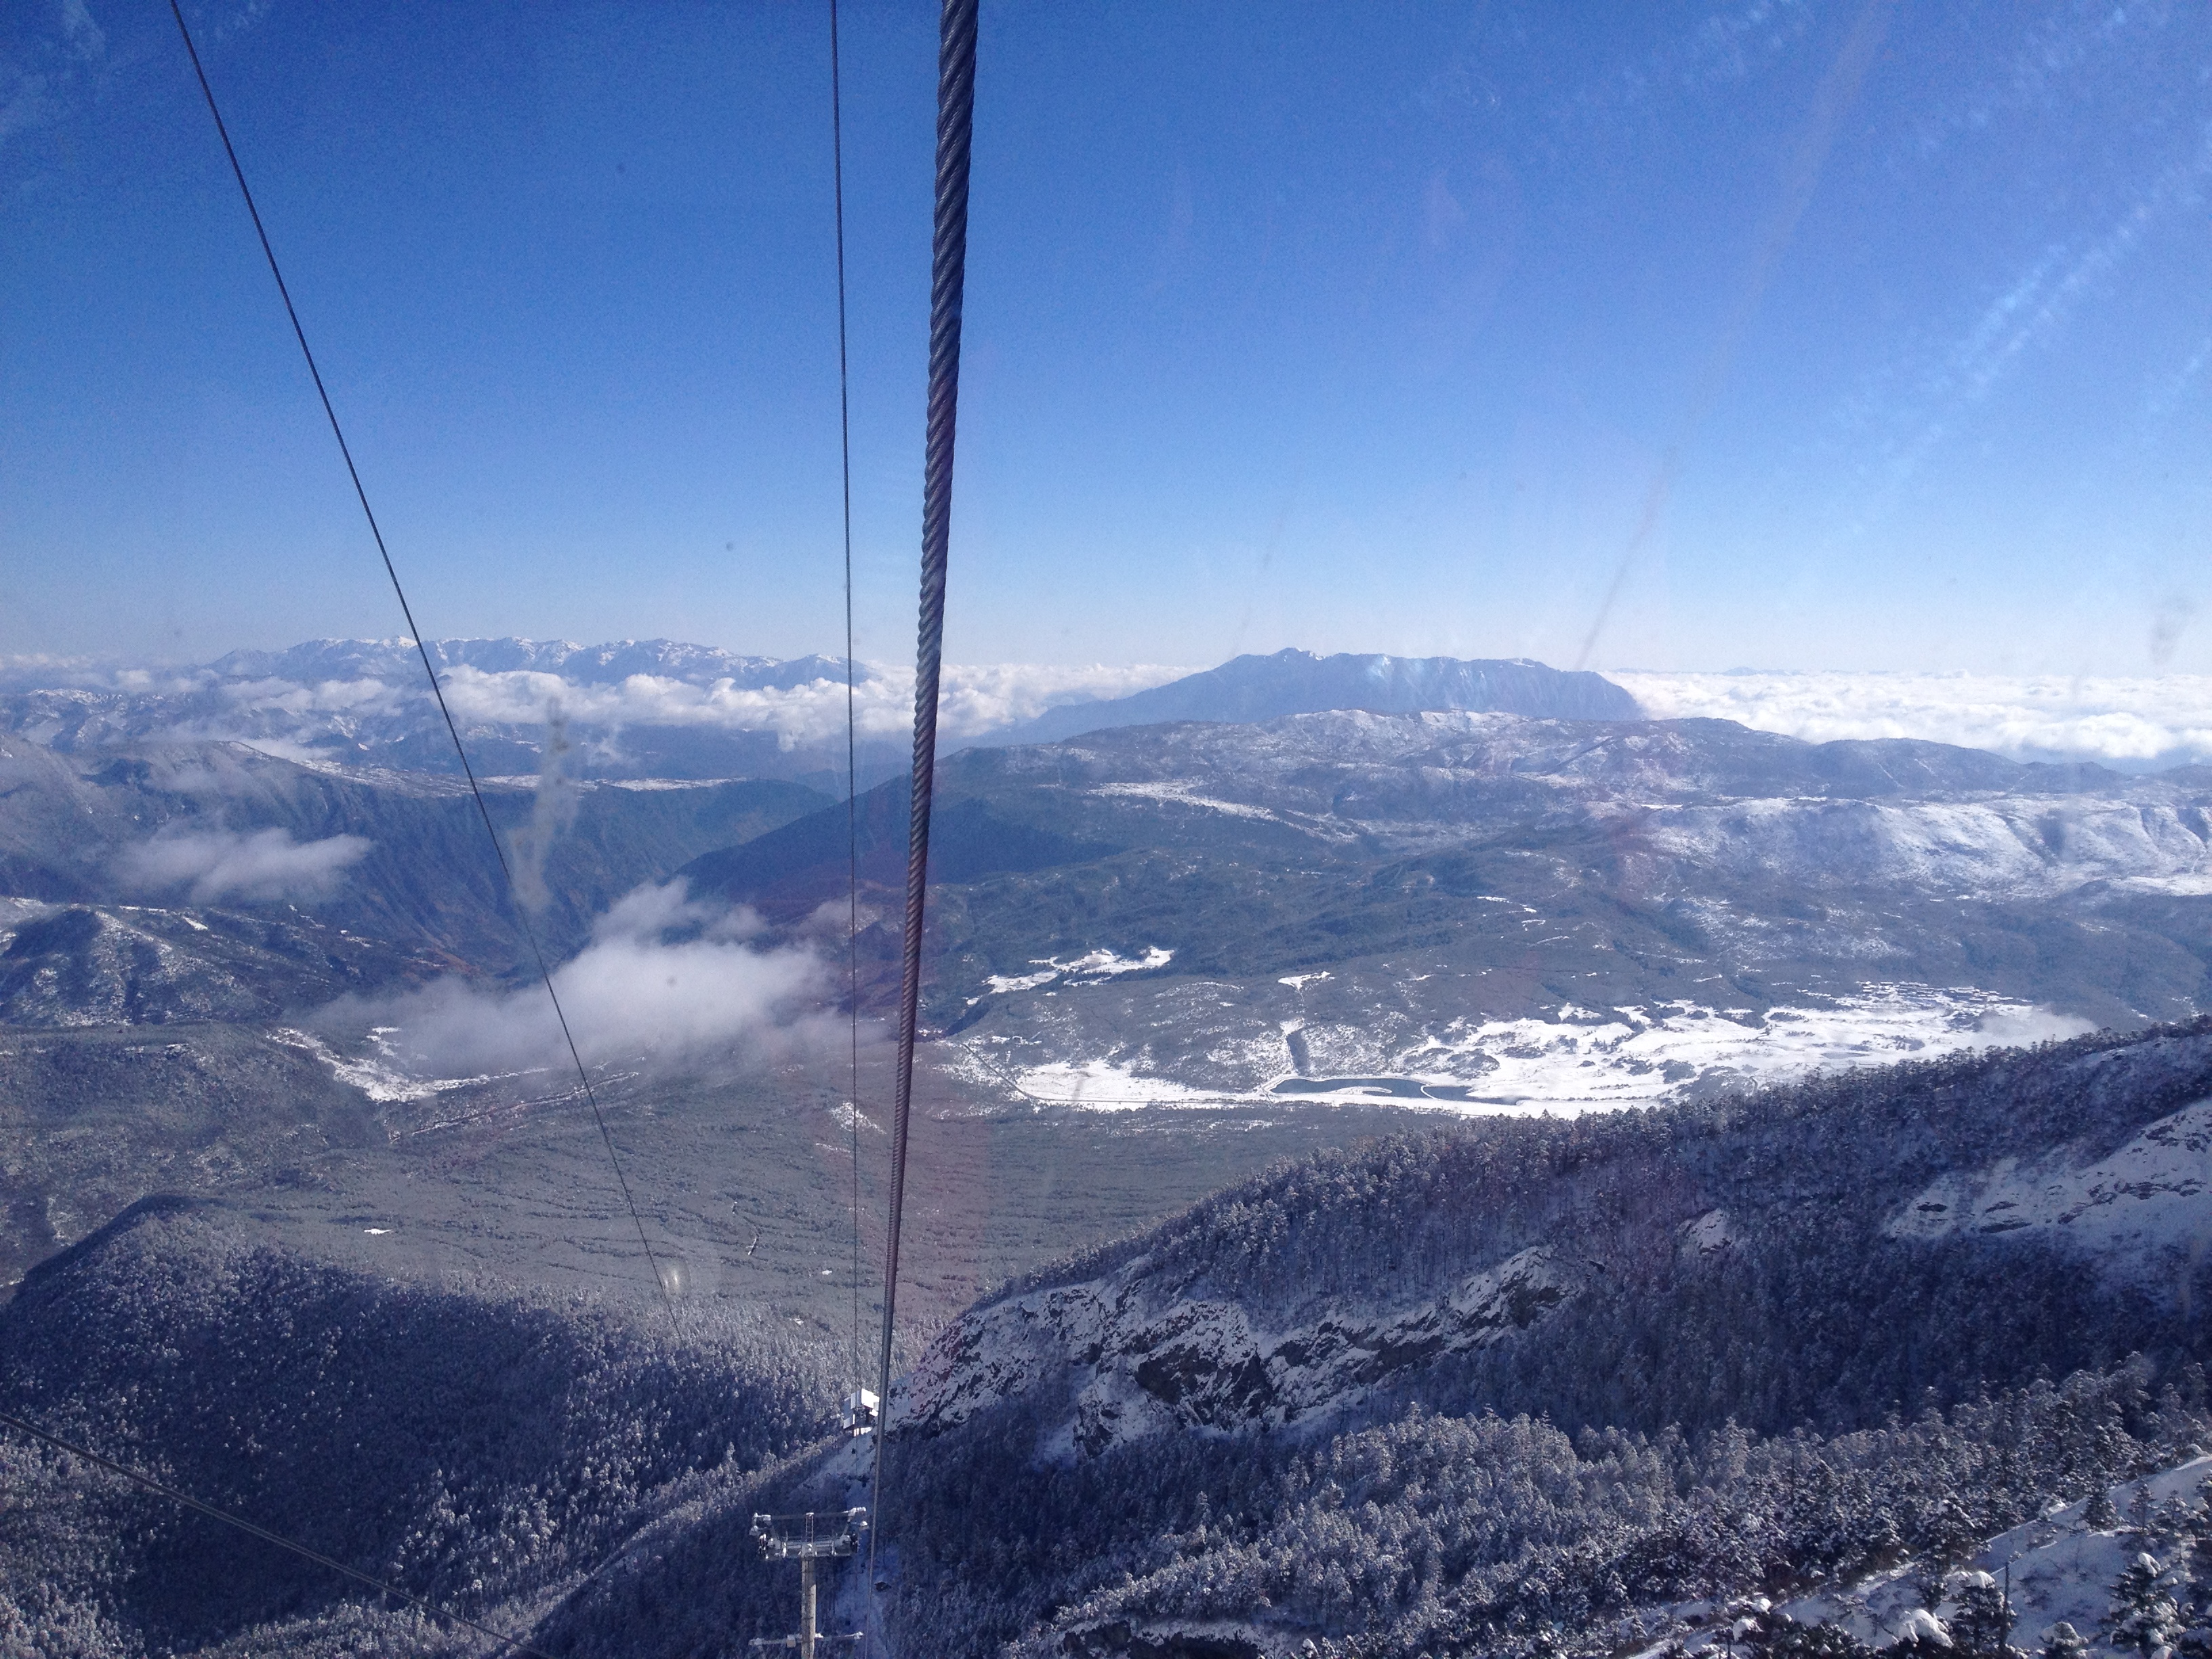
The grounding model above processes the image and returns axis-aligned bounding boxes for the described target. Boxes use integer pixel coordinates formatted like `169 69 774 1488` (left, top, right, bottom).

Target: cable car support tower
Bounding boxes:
750 1509 870 1659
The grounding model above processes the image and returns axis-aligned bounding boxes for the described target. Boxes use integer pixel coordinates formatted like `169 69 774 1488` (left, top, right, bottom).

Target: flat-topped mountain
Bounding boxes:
981 648 1641 745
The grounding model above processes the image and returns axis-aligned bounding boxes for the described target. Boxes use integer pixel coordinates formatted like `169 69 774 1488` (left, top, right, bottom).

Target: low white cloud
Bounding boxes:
1612 670 2212 769
117 827 371 903
432 661 1191 745
331 880 829 1078
5 648 1195 757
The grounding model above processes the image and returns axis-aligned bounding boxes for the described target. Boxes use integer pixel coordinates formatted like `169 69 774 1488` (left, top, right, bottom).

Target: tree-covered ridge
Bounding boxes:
0 1197 841 1655
14 1021 2212 1658
985 1019 2212 1322
903 1020 2212 1467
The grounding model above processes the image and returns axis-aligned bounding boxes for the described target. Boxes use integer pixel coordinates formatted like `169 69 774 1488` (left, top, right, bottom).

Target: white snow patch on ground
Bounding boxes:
954 984 2094 1116
1090 781 1289 822
1005 1059 1217 1110
2120 873 2212 897
985 968 1062 996
267 1025 493 1104
1408 986 2094 1113
1887 1097 2212 1261
983 947 1174 997
1783 1456 2212 1652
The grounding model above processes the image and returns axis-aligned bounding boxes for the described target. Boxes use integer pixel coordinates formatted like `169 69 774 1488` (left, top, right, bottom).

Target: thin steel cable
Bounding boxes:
869 0 979 1593
166 0 676 1330
0 1410 551 1658
830 0 864 1402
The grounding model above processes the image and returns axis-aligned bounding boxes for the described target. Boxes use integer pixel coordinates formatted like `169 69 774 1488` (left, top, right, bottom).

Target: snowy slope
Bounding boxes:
1886 1097 2212 1267
1778 1456 2212 1654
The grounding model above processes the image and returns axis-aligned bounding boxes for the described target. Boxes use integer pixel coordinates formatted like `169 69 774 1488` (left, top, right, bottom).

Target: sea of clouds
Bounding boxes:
1612 670 2212 770
436 660 1192 744
14 644 2212 771
0 651 1191 749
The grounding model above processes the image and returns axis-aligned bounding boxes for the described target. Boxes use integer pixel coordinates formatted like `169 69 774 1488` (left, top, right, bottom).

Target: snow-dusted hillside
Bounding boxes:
758 709 2212 1114
903 1024 2212 1465
1769 1456 2212 1656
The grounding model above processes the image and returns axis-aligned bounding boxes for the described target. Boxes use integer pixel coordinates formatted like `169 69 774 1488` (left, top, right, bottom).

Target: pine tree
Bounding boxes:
2090 1488 2123 1531
2109 1552 2184 1658
1952 1575 2015 1659
1763 1622 1874 1658
2133 1486 2158 1538
2042 1622 2090 1659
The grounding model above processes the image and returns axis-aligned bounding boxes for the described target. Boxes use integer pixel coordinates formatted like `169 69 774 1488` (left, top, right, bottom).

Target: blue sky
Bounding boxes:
3 0 2209 674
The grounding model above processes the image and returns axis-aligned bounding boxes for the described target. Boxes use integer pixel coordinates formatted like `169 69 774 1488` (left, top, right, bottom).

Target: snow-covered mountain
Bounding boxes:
901 1023 2212 1458
0 729 827 982
526 1025 2212 1659
979 648 1641 745
685 709 2212 1111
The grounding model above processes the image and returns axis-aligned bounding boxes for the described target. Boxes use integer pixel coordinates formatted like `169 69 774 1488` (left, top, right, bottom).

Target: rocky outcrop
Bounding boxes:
903 1243 1582 1457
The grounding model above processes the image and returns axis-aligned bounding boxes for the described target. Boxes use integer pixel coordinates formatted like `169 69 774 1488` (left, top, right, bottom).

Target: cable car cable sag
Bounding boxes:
165 0 677 1329
868 0 980 1588
830 0 867 1403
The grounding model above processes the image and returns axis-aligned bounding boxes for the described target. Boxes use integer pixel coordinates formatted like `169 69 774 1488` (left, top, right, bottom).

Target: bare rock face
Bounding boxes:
904 1240 1582 1458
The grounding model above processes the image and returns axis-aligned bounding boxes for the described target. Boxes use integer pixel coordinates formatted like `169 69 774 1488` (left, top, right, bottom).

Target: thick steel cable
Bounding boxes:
830 0 864 1402
869 0 979 1588
0 1411 552 1658
166 0 676 1330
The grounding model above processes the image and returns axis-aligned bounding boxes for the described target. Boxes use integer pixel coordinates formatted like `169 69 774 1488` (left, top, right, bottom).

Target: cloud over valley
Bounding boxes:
321 879 836 1081
116 827 372 904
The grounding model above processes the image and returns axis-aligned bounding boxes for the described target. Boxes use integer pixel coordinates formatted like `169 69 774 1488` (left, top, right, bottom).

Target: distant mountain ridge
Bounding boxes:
983 648 1640 745
205 636 864 691
0 640 1641 791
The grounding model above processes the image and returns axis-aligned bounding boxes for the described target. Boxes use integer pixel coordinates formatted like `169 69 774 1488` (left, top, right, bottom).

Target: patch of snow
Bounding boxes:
1414 985 2094 1114
1885 1099 2212 1263
1090 781 1287 822
986 968 1063 995
266 1025 489 1104
952 983 2097 1118
1008 1059 1214 1109
2118 874 2212 897
1680 1210 1739 1256
1785 1456 2212 1652
985 947 1173 997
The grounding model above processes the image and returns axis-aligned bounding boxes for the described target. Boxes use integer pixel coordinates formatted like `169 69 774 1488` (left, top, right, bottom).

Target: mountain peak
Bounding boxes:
981 649 1640 745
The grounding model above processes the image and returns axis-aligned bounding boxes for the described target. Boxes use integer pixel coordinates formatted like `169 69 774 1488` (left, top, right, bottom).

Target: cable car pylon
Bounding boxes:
750 1509 870 1659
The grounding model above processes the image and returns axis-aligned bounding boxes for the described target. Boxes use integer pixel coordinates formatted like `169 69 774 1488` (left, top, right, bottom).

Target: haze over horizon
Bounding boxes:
7 632 2211 771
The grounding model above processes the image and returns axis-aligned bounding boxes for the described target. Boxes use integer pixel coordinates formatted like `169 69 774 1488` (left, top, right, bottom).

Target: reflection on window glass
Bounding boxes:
1 4 2208 1657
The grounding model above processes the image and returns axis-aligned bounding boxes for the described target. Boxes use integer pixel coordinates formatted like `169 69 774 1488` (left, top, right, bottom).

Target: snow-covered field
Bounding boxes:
947 982 2093 1115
